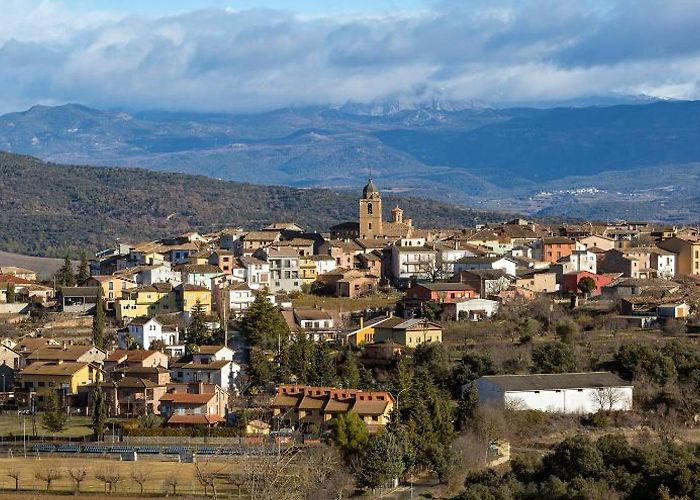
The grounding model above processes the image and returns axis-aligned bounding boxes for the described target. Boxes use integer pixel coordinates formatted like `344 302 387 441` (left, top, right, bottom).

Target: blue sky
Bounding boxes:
61 0 428 16
1 1 700 113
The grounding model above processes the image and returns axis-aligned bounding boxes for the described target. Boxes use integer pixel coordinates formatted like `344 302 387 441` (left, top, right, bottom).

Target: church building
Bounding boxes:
330 178 419 240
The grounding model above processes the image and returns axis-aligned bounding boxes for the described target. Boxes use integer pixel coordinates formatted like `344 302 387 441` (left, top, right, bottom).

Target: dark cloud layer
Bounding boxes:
2 0 700 113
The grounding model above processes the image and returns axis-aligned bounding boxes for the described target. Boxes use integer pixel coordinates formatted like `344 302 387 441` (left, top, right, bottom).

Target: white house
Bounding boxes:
239 256 270 290
453 298 500 321
219 283 256 317
313 255 338 276
434 243 479 275
134 263 182 286
258 247 301 293
171 345 240 390
560 249 597 274
650 248 676 278
118 317 180 350
390 238 438 281
453 256 517 277
474 372 633 414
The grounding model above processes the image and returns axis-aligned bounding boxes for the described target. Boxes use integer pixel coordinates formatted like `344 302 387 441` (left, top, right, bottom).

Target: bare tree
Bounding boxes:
224 473 245 499
95 469 121 495
7 469 20 492
164 474 180 496
68 468 88 494
130 469 150 496
195 462 222 499
590 387 628 412
35 468 61 492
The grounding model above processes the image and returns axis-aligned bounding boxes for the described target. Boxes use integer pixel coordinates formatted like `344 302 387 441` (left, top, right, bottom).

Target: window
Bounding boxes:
368 223 372 230
38 381 45 387
108 282 114 290
367 202 373 215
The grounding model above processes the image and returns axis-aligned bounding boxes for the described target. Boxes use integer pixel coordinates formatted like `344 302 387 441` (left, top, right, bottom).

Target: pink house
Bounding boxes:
561 271 612 295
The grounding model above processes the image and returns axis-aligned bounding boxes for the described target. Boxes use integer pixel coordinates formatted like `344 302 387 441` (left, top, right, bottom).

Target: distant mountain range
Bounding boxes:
0 152 506 257
2 100 700 222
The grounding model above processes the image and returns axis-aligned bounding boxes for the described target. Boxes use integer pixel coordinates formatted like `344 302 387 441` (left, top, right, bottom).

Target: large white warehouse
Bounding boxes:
474 372 633 414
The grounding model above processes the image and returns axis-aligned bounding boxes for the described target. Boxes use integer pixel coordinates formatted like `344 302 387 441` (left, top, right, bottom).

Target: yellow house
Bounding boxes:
177 284 212 315
116 283 176 322
298 256 317 284
188 251 211 265
658 236 700 276
344 316 408 346
245 419 271 436
19 361 100 400
86 276 137 310
373 317 443 347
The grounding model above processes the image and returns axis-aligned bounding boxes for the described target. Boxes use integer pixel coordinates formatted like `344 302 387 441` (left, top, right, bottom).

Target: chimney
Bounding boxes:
359 316 364 329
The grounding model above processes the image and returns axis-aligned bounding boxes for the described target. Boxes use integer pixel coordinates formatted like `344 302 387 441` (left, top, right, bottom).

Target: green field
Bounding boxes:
291 291 402 312
0 456 223 497
0 414 92 439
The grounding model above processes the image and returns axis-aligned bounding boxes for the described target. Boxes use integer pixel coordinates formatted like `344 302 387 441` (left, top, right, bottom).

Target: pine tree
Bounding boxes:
309 342 336 386
357 430 405 490
6 283 15 304
92 287 105 349
274 348 292 384
248 347 272 389
239 288 289 349
91 385 107 441
42 390 67 433
333 412 369 459
338 350 361 388
56 253 76 287
288 332 314 383
456 384 480 431
76 251 91 284
185 300 211 350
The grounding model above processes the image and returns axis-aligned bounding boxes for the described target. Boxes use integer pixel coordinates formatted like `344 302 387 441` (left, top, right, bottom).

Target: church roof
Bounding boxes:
362 178 379 198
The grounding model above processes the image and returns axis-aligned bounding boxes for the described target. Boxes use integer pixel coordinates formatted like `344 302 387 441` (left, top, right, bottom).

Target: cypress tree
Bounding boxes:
6 283 15 304
274 347 292 384
309 342 336 386
91 385 107 441
76 251 91 284
92 288 105 349
42 390 67 433
289 332 314 383
185 300 210 350
248 347 273 389
338 350 361 388
56 253 76 287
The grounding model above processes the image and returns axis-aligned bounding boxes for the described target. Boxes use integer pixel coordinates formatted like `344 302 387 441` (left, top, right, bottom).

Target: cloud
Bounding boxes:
1 0 700 113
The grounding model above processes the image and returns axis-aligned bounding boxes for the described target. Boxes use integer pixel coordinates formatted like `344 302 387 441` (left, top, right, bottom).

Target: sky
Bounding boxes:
2 0 700 113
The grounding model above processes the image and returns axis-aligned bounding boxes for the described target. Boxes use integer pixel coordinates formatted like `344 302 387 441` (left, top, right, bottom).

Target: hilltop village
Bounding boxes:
2 179 700 497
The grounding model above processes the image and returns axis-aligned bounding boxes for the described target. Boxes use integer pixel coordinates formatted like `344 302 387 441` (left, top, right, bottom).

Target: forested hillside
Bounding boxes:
0 152 506 257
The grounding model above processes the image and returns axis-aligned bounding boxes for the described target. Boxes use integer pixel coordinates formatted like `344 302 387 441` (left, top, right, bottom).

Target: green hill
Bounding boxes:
0 152 508 257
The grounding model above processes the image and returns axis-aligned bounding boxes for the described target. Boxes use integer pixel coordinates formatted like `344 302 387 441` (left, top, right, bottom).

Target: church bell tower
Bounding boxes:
359 178 382 238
